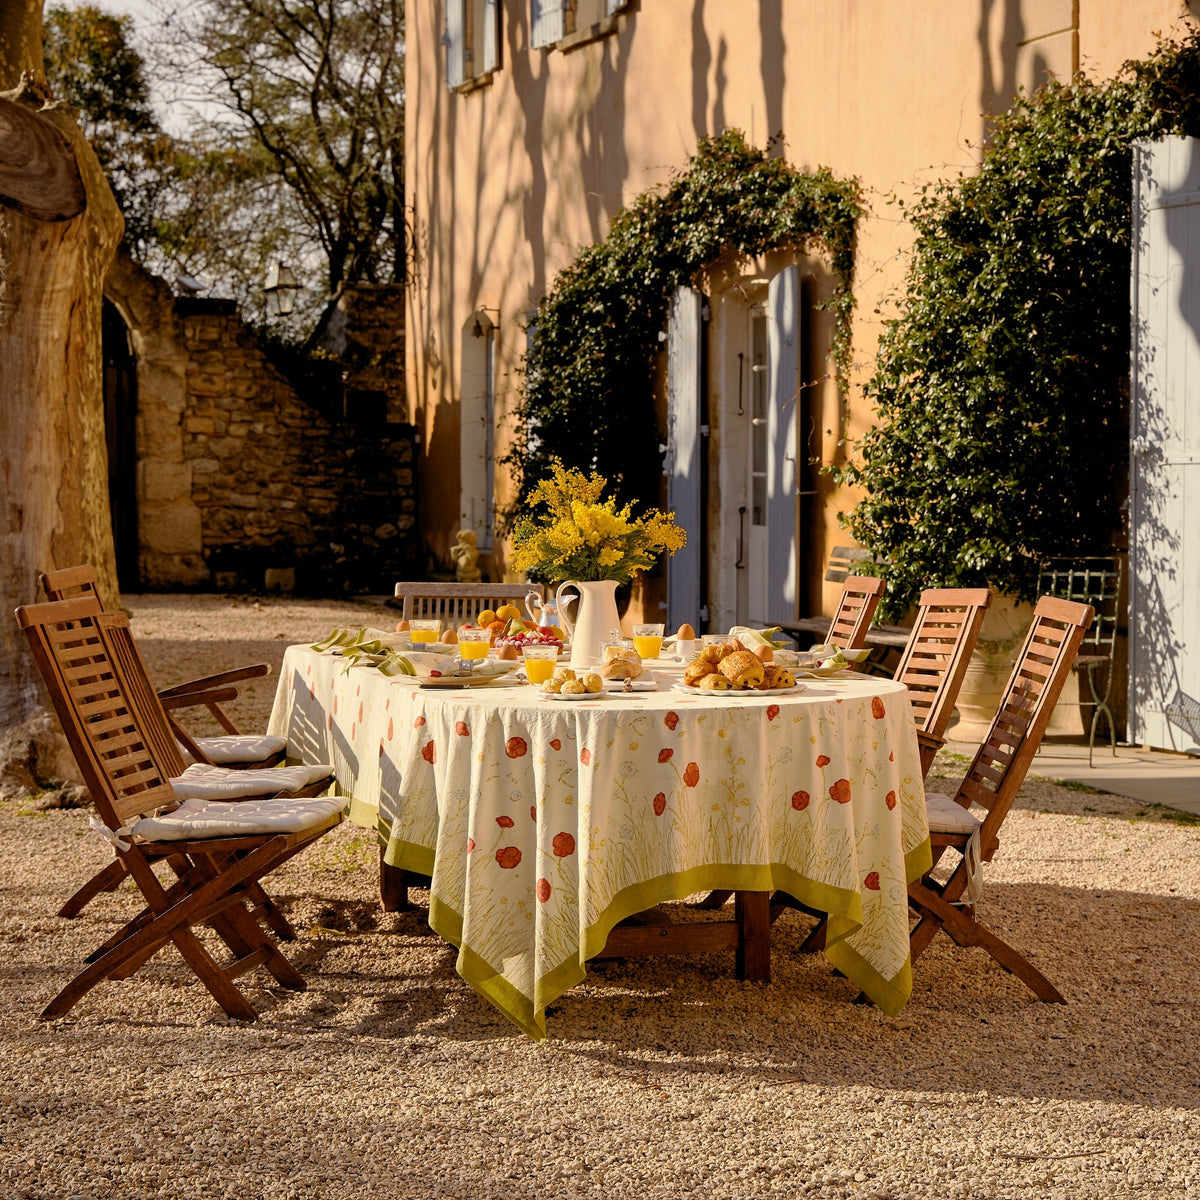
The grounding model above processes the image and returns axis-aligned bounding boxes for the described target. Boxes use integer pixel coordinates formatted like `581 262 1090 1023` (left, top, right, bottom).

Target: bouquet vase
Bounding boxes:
555 579 621 669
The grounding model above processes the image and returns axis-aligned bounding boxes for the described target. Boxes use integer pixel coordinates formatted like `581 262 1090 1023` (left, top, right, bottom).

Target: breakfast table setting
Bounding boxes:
267 462 931 1038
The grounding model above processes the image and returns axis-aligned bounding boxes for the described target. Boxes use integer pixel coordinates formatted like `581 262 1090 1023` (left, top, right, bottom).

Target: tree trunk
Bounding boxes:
0 1 123 794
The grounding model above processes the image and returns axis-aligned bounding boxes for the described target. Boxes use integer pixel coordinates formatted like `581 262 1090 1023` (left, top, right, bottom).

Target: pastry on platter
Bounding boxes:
718 649 765 690
698 644 730 665
683 659 717 686
761 664 796 690
697 672 731 690
599 646 643 680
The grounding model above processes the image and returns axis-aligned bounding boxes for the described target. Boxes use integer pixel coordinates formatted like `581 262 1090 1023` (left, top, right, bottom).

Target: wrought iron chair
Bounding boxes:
1037 556 1122 765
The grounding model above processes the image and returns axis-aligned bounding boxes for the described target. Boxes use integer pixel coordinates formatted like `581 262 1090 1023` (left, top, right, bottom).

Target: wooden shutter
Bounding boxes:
481 0 499 73
666 287 703 631
1129 136 1200 750
766 267 800 623
446 0 466 87
531 0 564 47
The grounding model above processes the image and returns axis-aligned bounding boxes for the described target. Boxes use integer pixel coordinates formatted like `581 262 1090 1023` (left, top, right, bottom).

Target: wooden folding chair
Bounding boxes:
33 592 333 929
826 575 886 653
893 588 992 778
16 597 345 1022
393 581 543 626
906 594 1094 1003
40 565 281 768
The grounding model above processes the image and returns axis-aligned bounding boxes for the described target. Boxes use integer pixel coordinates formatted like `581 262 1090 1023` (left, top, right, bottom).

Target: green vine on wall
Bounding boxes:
504 130 863 521
837 34 1200 622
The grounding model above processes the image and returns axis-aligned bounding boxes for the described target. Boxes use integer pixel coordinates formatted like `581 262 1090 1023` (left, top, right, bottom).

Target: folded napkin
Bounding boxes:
311 627 418 677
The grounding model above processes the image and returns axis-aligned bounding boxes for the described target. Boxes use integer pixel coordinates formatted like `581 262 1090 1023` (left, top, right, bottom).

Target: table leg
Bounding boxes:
380 847 410 912
735 890 771 982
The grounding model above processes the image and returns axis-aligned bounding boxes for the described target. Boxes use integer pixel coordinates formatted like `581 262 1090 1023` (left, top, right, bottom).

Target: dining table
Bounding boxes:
268 644 932 1039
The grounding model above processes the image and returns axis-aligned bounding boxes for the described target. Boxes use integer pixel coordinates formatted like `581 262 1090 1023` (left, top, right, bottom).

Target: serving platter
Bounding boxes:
672 683 806 697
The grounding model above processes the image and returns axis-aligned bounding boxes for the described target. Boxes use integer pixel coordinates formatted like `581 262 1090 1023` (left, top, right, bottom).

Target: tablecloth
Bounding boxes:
269 647 931 1038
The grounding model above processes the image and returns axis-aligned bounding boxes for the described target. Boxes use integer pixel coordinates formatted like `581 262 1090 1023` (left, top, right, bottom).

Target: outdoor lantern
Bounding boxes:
264 261 300 317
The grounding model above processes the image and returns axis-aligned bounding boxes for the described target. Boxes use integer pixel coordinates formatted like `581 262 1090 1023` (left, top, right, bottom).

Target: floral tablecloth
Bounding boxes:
269 646 931 1038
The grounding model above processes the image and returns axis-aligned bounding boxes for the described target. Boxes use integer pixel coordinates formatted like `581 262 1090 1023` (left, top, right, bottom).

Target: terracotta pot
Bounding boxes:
952 593 1034 743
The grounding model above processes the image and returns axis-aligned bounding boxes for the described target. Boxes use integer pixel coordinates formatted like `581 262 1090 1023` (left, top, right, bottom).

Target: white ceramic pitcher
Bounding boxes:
554 579 621 668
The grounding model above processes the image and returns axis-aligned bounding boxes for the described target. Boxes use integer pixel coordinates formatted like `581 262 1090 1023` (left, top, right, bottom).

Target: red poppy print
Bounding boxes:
889 751 895 762
421 741 436 764
530 806 537 821
350 723 356 740
664 711 679 731
580 748 592 766
496 815 514 828
456 720 470 737
496 846 522 869
816 754 831 768
536 878 551 903
791 790 810 811
829 778 852 804
310 684 316 700
552 832 576 858
885 790 897 811
387 717 394 741
358 702 364 722
505 737 528 759
766 704 780 721
683 762 700 788
864 871 881 891
467 837 476 852
658 748 673 764
414 715 426 728
333 697 338 714
549 738 562 751
327 714 333 731
652 792 667 816
871 696 886 720
379 740 385 756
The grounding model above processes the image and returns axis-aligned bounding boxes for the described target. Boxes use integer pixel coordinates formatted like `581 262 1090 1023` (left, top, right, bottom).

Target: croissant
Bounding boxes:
699 644 729 665
718 650 765 690
698 672 731 690
683 659 717 686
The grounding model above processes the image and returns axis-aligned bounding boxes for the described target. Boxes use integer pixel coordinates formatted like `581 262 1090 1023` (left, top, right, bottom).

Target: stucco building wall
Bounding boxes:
406 0 1193 615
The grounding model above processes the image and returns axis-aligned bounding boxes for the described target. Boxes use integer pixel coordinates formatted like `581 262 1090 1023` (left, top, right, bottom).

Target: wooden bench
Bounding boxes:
777 546 910 652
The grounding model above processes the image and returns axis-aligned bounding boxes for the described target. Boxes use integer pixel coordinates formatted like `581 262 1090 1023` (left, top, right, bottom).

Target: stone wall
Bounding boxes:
105 254 418 592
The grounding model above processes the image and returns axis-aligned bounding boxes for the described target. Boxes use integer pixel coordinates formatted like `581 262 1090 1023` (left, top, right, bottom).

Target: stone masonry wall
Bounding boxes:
179 300 419 593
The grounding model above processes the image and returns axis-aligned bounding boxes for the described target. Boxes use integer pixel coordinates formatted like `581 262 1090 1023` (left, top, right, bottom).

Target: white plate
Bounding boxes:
796 665 855 679
536 690 609 702
672 683 806 697
416 663 518 687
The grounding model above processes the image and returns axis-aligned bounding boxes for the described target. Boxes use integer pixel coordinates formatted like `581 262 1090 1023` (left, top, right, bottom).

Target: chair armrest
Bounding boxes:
916 730 945 781
159 687 240 711
157 663 271 697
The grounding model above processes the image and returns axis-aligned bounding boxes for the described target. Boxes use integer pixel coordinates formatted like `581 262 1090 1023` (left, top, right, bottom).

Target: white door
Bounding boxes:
666 287 703 631
1129 136 1200 751
745 303 770 623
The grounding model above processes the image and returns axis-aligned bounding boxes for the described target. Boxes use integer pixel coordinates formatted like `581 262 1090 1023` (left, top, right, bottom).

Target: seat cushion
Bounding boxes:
181 734 288 766
925 790 982 835
130 794 345 841
169 763 333 802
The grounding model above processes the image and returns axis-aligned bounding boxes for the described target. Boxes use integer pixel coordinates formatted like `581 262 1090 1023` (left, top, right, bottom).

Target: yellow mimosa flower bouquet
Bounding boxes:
510 460 687 584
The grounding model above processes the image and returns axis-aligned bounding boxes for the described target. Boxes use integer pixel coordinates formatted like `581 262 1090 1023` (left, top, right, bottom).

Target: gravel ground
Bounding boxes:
1 594 1197 1200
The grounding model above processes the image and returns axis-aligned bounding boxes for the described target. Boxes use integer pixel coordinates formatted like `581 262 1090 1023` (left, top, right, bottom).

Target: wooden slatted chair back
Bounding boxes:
826 575 886 651
954 595 1093 854
893 588 991 769
16 597 179 829
39 565 104 604
395 581 544 626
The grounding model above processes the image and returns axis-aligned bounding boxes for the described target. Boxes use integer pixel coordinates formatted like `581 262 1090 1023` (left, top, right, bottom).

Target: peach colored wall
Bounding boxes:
407 0 1194 606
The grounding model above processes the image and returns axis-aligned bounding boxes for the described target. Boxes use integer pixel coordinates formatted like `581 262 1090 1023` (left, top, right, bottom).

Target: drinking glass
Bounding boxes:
632 622 665 660
410 618 442 645
456 627 491 670
522 644 559 686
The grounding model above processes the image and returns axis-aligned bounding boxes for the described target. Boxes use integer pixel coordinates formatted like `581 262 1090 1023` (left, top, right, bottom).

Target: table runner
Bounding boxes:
269 647 931 1038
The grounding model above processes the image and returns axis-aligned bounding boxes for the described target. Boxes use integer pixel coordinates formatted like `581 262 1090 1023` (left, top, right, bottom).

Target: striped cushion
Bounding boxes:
924 790 982 835
169 763 332 801
131 794 345 841
181 734 288 766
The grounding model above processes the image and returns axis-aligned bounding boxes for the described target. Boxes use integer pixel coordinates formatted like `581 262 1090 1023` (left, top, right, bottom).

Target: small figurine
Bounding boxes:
451 528 482 582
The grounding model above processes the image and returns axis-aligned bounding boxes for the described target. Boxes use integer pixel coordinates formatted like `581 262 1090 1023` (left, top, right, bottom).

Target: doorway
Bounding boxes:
102 300 139 589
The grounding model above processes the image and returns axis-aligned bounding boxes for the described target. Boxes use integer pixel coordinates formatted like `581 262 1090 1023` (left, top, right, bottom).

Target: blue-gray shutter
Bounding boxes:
531 0 564 47
446 0 466 87
766 267 800 623
666 286 703 631
482 0 499 73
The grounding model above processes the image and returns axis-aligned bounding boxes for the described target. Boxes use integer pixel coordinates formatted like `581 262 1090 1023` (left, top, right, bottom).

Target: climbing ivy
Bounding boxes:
837 34 1200 622
504 130 862 519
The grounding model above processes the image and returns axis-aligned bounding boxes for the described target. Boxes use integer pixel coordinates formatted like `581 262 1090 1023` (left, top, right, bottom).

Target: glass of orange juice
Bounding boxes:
522 644 559 686
632 622 665 660
456 627 491 670
410 618 442 644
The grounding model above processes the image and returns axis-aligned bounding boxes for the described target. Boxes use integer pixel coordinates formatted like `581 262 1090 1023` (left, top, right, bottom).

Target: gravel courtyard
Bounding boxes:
0 594 1196 1200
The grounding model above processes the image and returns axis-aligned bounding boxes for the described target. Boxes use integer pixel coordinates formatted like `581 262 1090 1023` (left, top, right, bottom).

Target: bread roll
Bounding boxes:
718 649 765 690
599 648 643 680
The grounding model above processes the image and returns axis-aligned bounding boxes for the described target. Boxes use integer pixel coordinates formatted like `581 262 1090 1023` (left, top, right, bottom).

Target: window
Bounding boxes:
446 0 499 89
531 0 628 50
